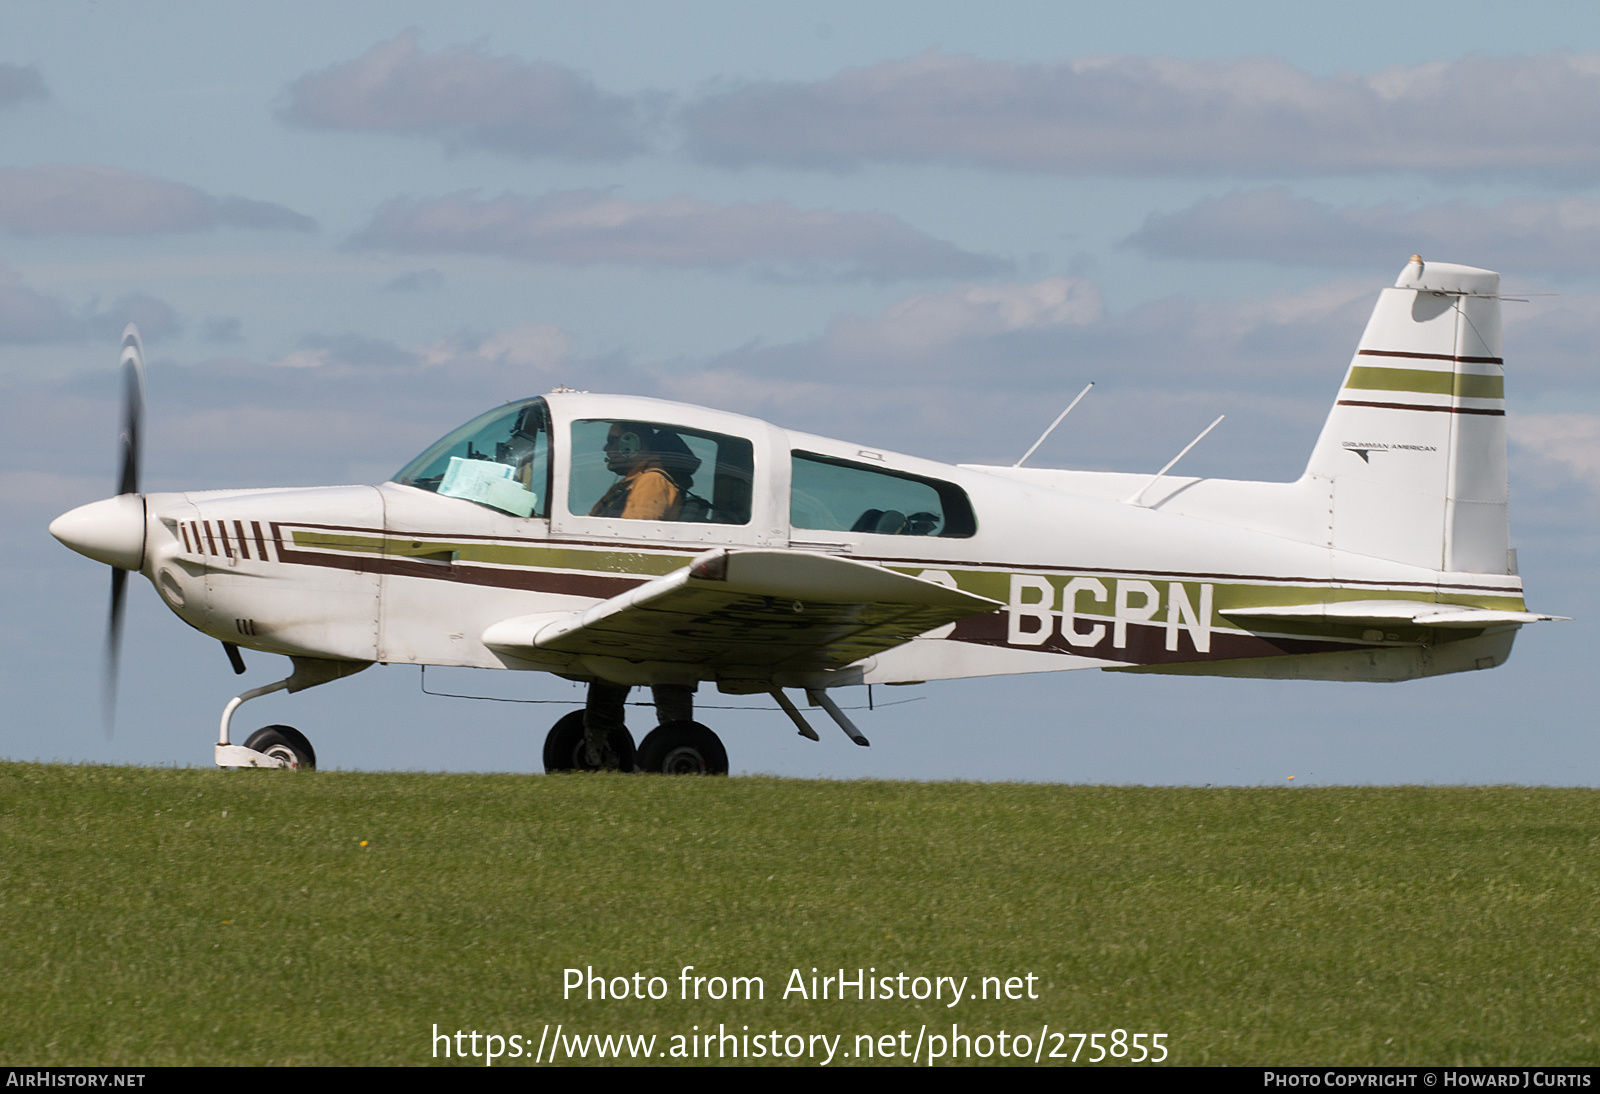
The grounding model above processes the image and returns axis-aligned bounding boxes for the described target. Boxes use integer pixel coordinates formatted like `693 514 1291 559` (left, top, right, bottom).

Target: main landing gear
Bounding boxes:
541 711 730 775
543 710 637 773
639 721 728 775
540 683 873 776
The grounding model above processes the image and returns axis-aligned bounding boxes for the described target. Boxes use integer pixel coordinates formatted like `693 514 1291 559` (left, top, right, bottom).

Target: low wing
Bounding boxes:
482 548 1000 675
1221 600 1568 629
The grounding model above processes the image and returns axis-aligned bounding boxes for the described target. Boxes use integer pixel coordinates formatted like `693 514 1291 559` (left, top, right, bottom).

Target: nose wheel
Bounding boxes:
242 725 316 770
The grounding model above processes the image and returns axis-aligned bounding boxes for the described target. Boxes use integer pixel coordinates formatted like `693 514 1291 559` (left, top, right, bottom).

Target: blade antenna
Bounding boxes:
1015 382 1093 468
1126 414 1224 507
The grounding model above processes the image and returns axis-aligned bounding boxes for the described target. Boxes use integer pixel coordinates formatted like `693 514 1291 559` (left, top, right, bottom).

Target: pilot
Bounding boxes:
589 422 699 522
582 422 703 766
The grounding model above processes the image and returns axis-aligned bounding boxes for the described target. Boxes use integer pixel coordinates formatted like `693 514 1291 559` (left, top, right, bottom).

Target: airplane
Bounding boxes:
49 256 1565 775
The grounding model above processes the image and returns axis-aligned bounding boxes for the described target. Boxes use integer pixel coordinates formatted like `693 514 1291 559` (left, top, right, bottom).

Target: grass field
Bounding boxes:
1 761 1597 1066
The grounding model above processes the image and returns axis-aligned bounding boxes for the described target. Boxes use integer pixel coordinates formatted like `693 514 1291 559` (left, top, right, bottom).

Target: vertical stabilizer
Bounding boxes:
1304 257 1508 574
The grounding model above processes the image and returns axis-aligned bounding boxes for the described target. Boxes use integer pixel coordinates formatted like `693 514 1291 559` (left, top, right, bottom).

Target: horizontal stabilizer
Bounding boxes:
1221 601 1567 628
482 548 1000 676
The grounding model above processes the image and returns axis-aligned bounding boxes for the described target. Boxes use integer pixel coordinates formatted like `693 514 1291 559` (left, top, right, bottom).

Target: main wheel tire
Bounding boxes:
242 724 316 770
637 721 728 775
542 710 636 773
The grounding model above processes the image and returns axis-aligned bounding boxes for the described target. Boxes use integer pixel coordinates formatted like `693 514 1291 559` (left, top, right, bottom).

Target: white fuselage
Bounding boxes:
135 391 1528 693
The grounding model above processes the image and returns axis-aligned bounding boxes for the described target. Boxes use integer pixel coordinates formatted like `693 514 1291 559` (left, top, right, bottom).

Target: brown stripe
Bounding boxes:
950 611 1352 666
269 522 641 598
1337 399 1505 417
268 521 1521 598
233 520 251 561
1357 349 1503 365
216 521 233 558
202 521 218 555
252 521 269 561
179 524 192 553
853 556 1517 595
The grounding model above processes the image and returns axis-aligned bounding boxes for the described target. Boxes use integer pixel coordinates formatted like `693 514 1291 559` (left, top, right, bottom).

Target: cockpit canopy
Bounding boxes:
392 397 756 524
394 395 974 536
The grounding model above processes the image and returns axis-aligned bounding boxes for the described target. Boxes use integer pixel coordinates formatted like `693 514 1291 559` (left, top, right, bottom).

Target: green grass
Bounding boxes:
2 762 1598 1066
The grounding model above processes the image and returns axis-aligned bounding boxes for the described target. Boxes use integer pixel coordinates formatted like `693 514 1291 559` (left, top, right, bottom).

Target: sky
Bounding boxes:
3 0 1598 784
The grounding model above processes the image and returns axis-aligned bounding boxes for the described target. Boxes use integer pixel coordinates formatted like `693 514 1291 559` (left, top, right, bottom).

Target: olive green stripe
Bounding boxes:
1345 366 1503 400
286 533 1528 615
885 566 1526 617
288 531 689 576
290 531 385 554
1454 373 1505 399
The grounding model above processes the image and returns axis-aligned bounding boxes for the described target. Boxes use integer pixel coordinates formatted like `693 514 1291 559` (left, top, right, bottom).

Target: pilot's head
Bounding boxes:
603 422 652 474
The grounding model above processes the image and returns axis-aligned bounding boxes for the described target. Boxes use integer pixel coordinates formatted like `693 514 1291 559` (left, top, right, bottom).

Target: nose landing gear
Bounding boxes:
212 656 369 769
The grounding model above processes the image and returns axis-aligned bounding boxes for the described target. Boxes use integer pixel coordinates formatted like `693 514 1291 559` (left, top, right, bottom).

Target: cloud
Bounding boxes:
715 274 1371 393
646 273 1408 476
264 324 573 380
201 317 242 344
213 195 318 232
1510 414 1600 487
85 293 181 343
384 268 444 292
0 271 181 346
282 30 646 160
0 64 46 109
351 189 1008 281
0 165 315 235
0 282 78 344
267 333 419 372
684 50 1600 180
823 277 1103 358
427 322 572 370
1126 188 1600 273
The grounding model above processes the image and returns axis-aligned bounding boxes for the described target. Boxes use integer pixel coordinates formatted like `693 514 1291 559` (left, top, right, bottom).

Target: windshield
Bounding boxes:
392 398 551 518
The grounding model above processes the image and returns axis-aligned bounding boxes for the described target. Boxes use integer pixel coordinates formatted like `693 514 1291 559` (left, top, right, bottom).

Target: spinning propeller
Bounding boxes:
48 325 147 736
106 327 146 732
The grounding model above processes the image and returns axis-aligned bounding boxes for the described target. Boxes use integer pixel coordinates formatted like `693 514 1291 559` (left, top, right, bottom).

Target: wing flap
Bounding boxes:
482 548 1000 673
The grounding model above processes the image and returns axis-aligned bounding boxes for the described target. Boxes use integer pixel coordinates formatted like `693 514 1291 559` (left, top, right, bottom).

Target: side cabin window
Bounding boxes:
790 451 976 537
391 398 551 518
568 419 754 525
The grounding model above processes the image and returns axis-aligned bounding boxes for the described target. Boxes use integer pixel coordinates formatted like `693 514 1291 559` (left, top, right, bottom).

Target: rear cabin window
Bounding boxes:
568 419 754 525
789 451 976 537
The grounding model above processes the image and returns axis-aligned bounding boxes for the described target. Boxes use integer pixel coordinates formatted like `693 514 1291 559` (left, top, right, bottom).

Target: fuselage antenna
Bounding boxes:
1126 414 1225 507
1014 381 1094 468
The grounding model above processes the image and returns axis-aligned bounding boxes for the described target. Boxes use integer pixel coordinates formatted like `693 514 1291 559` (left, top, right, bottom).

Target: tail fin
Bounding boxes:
1304 257 1509 575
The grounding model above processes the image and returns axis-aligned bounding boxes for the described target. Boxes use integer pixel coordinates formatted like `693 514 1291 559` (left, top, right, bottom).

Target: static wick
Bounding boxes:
1126 414 1225 507
1015 382 1094 468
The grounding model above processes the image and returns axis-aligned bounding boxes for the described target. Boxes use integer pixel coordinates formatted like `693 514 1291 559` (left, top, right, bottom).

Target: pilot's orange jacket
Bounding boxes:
590 462 683 521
